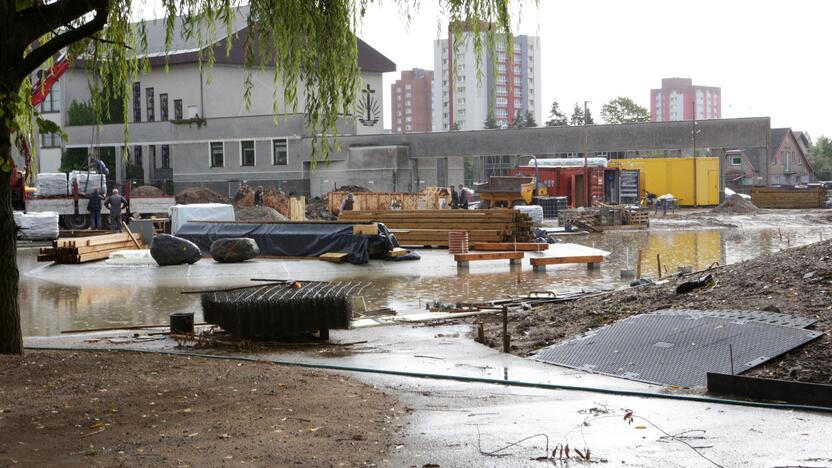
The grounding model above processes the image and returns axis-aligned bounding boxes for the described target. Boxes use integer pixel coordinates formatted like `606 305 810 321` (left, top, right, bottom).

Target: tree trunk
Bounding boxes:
0 117 22 354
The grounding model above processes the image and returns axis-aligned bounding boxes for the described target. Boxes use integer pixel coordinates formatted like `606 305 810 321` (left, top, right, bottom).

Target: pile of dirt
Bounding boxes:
477 239 832 384
175 186 230 205
235 205 288 222
129 185 164 197
0 350 399 467
335 184 371 193
305 196 330 220
711 193 759 214
235 186 290 216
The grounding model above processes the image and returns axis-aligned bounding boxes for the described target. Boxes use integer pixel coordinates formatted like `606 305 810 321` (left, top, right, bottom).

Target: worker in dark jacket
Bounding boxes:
449 185 459 209
87 188 105 230
104 188 129 233
339 192 355 214
254 186 264 207
458 184 469 209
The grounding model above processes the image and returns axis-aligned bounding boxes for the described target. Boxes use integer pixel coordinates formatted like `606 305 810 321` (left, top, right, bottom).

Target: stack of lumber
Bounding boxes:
339 209 533 246
751 187 827 209
38 232 145 264
558 205 649 231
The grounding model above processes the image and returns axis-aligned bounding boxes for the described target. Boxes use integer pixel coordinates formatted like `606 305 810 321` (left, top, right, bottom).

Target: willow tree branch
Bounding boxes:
10 0 110 83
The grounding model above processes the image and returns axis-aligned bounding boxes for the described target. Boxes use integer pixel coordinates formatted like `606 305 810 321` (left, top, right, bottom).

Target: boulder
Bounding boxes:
150 234 202 266
210 238 260 263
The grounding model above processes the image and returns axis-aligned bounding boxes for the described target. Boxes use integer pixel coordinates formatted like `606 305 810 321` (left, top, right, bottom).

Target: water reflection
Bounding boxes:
18 224 832 337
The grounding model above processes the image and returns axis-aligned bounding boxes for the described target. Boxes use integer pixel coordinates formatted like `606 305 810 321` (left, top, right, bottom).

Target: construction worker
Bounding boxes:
87 187 105 230
458 184 469 209
104 188 129 233
254 186 264 207
449 185 459 209
339 192 355 214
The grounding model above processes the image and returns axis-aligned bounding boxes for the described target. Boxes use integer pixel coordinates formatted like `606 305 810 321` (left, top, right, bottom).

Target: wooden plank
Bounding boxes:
387 247 409 257
122 222 142 249
530 255 604 266
55 233 139 248
474 242 549 251
454 251 524 262
707 372 832 408
353 223 379 236
70 240 138 254
319 252 349 263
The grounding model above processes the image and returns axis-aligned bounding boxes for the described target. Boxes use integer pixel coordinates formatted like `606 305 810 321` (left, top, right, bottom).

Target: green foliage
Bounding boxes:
524 110 536 128
59 148 88 173
484 113 499 129
511 110 524 128
809 136 832 176
545 99 567 126
67 100 96 126
570 102 594 126
600 96 650 124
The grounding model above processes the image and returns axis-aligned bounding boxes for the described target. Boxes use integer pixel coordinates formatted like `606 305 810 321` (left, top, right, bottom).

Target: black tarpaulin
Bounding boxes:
176 222 394 265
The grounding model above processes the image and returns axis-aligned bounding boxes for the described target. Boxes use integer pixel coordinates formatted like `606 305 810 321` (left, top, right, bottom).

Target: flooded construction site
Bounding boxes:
18 210 832 337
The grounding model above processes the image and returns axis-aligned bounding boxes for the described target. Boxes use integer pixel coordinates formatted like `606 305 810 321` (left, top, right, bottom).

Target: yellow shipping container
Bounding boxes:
608 157 720 206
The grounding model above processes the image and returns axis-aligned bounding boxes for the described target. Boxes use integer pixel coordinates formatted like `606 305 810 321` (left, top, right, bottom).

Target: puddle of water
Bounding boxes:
17 224 832 337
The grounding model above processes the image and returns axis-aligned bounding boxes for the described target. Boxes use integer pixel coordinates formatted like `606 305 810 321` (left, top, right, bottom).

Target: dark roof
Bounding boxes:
134 7 394 73
356 39 396 73
770 127 789 154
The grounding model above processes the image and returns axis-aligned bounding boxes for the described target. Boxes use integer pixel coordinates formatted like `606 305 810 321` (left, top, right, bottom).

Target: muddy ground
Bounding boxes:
0 350 401 467
478 239 832 385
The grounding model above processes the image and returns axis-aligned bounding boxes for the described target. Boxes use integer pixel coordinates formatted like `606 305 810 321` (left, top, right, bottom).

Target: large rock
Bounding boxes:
210 238 260 263
150 234 202 266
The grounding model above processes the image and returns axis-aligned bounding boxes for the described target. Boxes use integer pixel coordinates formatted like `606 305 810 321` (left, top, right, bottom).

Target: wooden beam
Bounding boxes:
530 255 604 266
454 251 524 262
474 242 549 251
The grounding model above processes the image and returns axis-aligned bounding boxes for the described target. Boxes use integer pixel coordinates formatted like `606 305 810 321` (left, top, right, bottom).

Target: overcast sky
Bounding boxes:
354 0 830 139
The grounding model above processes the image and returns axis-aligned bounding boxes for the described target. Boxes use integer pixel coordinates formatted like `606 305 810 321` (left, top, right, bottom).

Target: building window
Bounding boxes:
134 146 143 167
149 145 156 168
406 124 412 131
210 142 224 168
514 99 521 107
731 156 742 166
40 82 61 113
40 132 60 148
132 82 141 122
145 87 155 122
405 108 412 115
174 99 183 120
405 99 411 106
272 138 288 166
161 145 170 169
160 93 169 121
240 140 255 166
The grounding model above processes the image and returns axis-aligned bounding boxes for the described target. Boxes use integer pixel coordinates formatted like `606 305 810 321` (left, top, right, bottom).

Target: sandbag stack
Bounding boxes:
35 173 68 197
14 211 59 240
69 171 107 196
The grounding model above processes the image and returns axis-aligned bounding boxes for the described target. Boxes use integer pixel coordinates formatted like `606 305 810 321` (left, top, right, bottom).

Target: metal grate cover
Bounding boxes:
534 309 822 388
653 309 816 329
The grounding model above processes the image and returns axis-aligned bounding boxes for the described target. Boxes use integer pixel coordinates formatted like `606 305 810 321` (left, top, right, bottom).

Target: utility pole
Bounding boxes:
692 116 701 206
583 100 591 207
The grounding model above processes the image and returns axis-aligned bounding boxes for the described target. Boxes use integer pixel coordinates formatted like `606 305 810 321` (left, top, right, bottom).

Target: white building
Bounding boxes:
432 24 541 131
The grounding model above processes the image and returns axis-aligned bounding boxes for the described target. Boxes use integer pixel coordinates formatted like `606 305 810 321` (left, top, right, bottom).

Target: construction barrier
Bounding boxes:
751 187 827 209
328 188 450 215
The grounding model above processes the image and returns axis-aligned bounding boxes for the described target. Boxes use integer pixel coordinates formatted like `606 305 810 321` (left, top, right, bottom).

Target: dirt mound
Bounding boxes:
711 194 759 214
305 196 330 220
234 186 290 216
335 184 371 193
175 186 230 205
477 239 832 384
235 206 287 222
130 185 164 197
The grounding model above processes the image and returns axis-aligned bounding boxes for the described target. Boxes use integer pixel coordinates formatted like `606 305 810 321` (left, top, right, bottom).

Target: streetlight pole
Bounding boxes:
692 116 697 207
583 100 591 207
